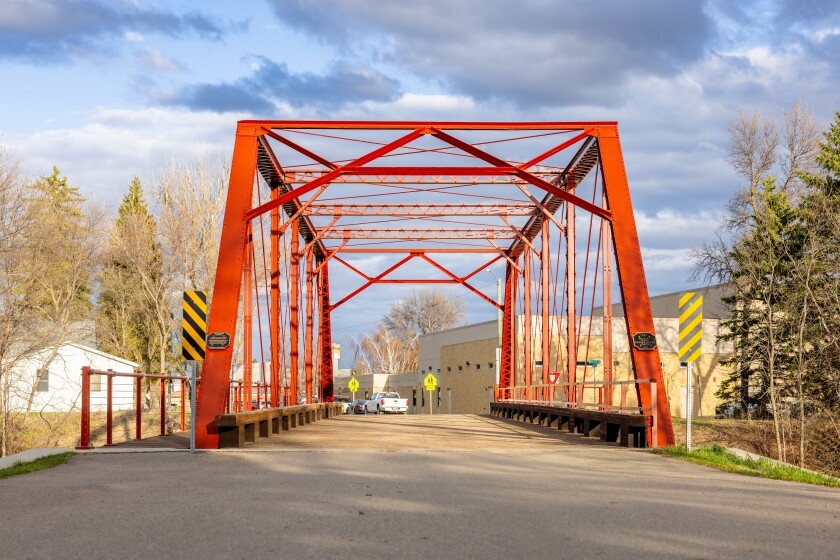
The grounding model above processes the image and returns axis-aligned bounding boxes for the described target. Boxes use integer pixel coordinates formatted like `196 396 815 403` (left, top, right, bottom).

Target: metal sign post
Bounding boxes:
189 361 197 454
678 292 703 451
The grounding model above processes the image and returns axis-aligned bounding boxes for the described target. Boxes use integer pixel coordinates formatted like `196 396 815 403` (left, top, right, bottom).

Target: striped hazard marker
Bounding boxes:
182 290 207 361
678 292 703 363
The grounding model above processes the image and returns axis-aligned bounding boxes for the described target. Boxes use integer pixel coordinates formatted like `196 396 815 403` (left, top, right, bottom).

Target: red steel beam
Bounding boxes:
303 203 536 216
249 120 615 130
330 253 417 311
195 125 258 449
283 171 558 185
319 260 334 402
304 250 314 404
269 190 280 407
417 254 502 310
289 220 300 406
318 228 516 240
598 127 674 446
245 128 426 220
500 260 517 390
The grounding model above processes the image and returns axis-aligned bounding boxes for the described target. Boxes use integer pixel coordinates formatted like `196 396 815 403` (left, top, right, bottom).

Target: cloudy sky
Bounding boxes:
2 0 839 353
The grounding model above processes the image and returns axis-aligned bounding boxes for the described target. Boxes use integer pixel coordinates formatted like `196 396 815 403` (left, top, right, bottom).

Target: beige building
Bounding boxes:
416 284 733 418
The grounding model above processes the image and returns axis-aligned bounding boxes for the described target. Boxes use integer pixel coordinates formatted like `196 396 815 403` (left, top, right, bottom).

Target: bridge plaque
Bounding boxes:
631 332 657 351
206 332 231 350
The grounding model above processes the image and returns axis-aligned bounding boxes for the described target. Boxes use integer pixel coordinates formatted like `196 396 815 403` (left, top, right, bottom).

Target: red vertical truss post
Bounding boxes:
106 371 113 445
243 224 253 412
304 249 314 403
180 379 186 431
601 192 613 406
541 225 551 385
597 125 674 447
195 123 259 449
242 223 254 411
269 187 281 407
566 186 577 403
159 376 166 436
319 259 334 402
135 374 143 440
523 247 532 388
289 219 300 406
500 259 517 391
77 366 92 449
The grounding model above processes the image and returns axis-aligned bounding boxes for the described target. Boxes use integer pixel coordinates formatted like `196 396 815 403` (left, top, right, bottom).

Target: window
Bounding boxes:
458 366 462 371
476 364 481 370
447 367 451 372
36 369 49 392
488 362 494 368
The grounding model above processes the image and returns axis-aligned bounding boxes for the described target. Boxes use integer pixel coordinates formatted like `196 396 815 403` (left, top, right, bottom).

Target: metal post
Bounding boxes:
135 374 143 440
650 380 658 449
270 188 281 407
305 249 314 403
289 220 300 406
77 366 92 450
602 192 613 406
243 225 253 412
686 361 693 451
523 247 532 388
319 261 334 402
566 187 577 403
159 376 166 436
106 371 113 446
541 225 550 385
190 361 197 454
180 379 186 431
500 260 517 392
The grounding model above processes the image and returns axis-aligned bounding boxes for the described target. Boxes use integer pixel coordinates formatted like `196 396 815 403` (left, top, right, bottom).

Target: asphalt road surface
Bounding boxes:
1 414 838 559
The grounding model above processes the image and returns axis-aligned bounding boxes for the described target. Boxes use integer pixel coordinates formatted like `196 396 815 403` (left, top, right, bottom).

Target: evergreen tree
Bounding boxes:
97 177 161 372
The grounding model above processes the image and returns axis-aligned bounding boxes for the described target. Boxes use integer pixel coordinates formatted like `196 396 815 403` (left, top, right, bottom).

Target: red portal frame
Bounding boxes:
195 121 675 448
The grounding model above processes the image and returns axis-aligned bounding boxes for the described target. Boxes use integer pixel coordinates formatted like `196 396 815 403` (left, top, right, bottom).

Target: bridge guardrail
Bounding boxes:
77 366 189 449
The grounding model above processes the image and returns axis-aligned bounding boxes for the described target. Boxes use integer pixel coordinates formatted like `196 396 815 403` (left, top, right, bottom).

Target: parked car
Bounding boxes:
352 399 367 414
335 396 351 414
364 392 409 414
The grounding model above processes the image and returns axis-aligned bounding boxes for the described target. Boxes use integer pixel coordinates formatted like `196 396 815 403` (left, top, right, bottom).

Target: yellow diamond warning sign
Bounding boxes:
423 373 438 391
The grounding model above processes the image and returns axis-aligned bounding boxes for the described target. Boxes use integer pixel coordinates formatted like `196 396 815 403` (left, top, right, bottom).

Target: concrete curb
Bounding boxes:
0 448 74 470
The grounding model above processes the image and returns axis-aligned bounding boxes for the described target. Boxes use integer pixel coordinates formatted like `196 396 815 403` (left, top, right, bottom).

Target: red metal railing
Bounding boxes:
494 379 658 415
77 366 190 449
227 380 275 413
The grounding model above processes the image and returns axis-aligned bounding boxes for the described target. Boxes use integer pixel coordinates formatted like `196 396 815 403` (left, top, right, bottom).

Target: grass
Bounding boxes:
0 452 76 479
652 444 840 487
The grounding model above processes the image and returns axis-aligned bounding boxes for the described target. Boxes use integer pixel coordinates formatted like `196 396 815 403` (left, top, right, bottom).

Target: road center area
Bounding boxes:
1 414 837 559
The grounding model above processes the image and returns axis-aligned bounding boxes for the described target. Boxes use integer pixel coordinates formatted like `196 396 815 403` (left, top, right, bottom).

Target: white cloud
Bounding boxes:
139 48 181 71
8 107 235 206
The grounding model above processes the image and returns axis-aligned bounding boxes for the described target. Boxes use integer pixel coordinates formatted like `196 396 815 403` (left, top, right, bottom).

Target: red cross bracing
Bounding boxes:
194 121 675 448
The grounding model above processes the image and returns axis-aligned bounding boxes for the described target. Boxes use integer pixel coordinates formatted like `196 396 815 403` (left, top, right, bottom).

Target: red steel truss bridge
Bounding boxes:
194 121 675 449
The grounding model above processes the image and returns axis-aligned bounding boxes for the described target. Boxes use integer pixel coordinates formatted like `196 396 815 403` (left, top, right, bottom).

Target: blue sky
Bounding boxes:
2 0 840 357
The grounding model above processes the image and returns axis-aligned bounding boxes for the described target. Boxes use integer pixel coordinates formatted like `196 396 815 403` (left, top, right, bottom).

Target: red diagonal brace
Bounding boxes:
417 254 501 310
330 254 418 310
429 128 611 221
246 128 426 220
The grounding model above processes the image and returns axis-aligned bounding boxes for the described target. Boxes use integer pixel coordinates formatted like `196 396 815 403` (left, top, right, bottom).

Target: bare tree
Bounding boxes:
153 155 227 293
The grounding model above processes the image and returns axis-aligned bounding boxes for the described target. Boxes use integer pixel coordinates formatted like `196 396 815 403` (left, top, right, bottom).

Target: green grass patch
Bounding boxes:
652 444 840 487
0 452 76 479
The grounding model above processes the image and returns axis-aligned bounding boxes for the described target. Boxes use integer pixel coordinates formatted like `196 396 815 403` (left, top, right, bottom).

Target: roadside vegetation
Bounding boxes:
0 451 75 479
652 444 839 487
0 150 226 458
693 105 840 474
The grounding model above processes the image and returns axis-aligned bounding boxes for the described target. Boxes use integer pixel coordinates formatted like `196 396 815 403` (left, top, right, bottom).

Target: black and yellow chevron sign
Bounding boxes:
678 292 703 363
182 290 207 361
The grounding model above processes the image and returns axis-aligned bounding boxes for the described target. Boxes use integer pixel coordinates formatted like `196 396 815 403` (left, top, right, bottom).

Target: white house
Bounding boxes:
9 343 139 413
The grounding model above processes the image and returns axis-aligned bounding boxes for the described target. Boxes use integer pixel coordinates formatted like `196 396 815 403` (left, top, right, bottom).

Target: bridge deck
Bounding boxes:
113 413 611 450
